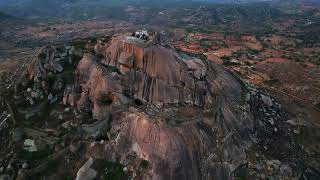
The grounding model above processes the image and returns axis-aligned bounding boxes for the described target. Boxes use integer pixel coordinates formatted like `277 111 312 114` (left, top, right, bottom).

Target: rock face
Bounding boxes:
77 35 248 117
7 34 318 180
73 35 259 179
28 46 64 79
114 112 253 180
13 45 83 121
75 157 97 180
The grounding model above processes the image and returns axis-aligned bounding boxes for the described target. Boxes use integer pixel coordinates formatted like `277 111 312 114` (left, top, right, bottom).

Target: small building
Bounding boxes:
132 30 149 41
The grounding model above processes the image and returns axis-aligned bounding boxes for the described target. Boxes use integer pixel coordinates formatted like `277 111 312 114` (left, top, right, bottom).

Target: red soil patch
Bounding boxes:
206 54 223 64
258 57 289 65
214 46 244 57
241 36 257 42
244 42 263 51
260 49 286 58
263 35 283 45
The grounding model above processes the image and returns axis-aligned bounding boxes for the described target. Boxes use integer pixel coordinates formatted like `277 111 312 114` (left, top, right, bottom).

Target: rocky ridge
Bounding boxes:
69 34 294 179
0 33 319 180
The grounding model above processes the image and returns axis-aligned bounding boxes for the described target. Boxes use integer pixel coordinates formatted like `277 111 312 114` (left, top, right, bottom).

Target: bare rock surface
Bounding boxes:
74 35 259 179
75 157 97 180
5 34 318 180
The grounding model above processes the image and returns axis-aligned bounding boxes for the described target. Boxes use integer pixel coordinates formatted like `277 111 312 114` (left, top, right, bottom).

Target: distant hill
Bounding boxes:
0 0 30 7
0 11 16 22
0 11 17 31
0 0 317 20
0 11 25 27
0 0 130 20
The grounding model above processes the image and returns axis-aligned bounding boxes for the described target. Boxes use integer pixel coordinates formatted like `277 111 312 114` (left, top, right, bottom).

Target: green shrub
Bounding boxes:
221 56 231 61
264 79 280 85
139 160 149 170
315 103 320 112
16 149 53 160
102 161 127 180
71 41 86 50
249 49 260 55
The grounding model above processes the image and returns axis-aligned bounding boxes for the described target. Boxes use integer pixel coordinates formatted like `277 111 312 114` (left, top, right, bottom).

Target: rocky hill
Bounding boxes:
73 35 256 179
0 12 16 22
0 33 319 180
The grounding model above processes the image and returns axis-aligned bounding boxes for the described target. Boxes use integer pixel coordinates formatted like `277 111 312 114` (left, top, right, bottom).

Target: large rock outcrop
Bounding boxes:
8 34 318 180
72 35 258 179
77 35 248 115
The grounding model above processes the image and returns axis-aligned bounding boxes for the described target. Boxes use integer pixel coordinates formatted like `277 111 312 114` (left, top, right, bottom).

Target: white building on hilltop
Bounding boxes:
132 30 149 41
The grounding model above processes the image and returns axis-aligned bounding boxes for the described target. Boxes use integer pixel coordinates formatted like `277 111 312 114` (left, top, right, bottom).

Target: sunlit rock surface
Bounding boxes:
74 35 259 179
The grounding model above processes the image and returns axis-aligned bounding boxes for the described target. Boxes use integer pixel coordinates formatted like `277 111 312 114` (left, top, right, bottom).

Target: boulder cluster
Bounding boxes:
13 45 82 121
